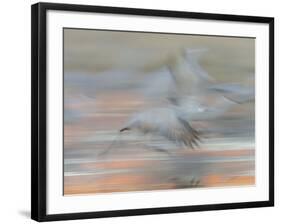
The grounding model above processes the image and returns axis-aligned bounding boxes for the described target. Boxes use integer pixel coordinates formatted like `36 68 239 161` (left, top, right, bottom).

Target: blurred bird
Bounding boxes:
166 48 254 121
102 48 254 155
120 107 200 149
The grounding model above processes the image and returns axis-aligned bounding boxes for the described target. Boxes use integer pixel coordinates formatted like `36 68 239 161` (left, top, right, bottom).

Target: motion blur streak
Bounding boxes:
64 28 255 195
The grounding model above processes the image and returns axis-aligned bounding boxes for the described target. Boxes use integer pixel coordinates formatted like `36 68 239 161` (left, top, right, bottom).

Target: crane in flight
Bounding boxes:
101 48 254 156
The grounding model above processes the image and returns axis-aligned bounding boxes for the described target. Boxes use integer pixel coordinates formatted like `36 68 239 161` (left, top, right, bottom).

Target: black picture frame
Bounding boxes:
31 2 274 222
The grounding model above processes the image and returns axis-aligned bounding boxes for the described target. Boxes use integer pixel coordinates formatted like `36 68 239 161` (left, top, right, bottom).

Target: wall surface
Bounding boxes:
0 0 279 223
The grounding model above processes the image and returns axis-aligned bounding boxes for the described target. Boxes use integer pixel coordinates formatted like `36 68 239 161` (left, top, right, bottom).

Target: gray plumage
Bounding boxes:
110 48 254 154
120 107 200 149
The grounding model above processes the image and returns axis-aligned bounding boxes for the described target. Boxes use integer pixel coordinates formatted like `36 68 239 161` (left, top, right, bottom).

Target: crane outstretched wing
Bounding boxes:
208 83 255 103
184 48 213 82
167 48 213 96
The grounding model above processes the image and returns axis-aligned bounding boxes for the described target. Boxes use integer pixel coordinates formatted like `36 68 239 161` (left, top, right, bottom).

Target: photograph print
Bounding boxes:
63 28 255 195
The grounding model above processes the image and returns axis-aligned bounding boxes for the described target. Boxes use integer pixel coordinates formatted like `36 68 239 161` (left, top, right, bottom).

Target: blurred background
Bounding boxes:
63 28 255 195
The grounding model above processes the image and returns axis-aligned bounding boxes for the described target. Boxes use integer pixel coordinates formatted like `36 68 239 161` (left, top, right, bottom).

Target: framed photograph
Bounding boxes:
31 2 274 222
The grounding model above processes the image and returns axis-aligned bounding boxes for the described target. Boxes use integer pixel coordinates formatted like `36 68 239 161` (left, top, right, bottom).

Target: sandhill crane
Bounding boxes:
101 48 254 155
120 107 200 149
166 48 254 121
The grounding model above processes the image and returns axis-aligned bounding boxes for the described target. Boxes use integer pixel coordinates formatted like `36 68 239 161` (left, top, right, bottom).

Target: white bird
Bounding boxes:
120 107 200 149
103 48 254 155
167 48 254 120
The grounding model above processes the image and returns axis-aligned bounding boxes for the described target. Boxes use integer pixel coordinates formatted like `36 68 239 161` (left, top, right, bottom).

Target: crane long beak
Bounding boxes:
120 127 130 132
